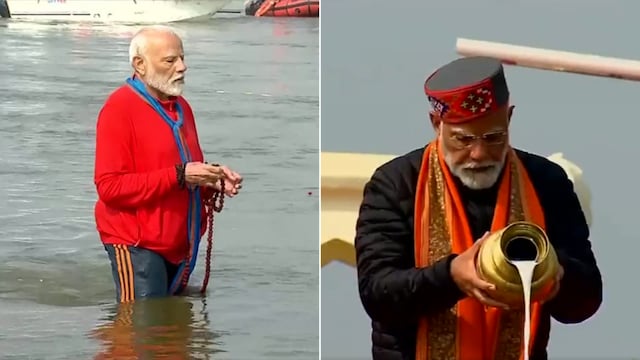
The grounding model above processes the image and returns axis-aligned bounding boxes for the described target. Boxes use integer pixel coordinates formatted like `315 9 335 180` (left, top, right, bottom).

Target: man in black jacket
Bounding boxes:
354 56 602 360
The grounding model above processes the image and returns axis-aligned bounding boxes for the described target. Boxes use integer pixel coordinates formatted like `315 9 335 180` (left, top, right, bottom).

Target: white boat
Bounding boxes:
1 0 234 23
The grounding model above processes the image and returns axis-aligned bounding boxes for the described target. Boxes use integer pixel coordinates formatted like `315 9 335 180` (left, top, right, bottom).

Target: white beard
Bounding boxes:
144 68 185 97
440 132 509 190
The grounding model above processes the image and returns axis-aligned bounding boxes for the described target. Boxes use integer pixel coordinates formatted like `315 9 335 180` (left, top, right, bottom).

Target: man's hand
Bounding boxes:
540 264 564 304
450 231 510 310
214 165 243 197
184 162 226 187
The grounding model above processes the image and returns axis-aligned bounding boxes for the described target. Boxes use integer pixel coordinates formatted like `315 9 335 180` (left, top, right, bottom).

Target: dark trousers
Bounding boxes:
104 244 179 303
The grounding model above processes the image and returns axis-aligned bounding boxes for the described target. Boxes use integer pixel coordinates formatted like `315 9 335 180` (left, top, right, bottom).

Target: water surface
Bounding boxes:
0 14 319 359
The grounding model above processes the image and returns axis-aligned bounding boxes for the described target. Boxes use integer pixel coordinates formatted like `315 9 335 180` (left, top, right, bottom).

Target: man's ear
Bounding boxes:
507 105 515 124
429 113 440 133
132 56 146 76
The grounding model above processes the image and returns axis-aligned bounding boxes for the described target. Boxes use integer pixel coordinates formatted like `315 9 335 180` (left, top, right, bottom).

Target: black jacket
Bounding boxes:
354 147 603 360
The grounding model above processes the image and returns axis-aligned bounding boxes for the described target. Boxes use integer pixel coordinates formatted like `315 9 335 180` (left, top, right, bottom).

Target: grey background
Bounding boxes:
321 0 636 358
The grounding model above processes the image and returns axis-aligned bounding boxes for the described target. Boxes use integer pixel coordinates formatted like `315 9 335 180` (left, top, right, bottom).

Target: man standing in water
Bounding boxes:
354 56 602 360
93 25 243 303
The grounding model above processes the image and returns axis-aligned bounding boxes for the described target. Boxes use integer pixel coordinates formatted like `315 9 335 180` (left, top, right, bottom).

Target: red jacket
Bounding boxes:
93 84 210 264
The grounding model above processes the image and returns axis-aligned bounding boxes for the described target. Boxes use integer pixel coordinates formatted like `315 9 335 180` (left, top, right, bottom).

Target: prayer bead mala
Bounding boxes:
177 166 225 295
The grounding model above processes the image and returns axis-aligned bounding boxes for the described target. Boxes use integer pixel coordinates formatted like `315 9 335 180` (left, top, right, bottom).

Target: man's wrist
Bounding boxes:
175 163 186 188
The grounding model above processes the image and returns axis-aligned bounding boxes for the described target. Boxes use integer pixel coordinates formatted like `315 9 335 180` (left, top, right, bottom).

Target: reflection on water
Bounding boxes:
90 297 224 359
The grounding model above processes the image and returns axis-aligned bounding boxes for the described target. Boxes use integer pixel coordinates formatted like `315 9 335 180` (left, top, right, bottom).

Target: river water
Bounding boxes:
0 13 319 360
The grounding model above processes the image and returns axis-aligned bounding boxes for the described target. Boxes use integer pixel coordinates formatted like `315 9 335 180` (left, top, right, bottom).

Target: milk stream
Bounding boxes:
512 260 536 360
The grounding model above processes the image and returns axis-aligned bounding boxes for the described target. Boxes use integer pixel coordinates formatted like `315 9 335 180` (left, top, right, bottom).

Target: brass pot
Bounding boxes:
476 221 560 307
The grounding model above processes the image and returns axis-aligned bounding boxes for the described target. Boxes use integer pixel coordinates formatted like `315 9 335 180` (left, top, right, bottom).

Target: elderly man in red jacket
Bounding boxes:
93 25 242 303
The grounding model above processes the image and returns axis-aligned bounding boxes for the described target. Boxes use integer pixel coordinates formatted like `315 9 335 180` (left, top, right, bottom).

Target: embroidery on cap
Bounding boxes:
459 87 493 114
428 96 449 117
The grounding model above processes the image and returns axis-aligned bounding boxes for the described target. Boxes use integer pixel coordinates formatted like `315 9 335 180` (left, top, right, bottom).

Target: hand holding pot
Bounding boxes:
540 264 564 304
450 231 510 310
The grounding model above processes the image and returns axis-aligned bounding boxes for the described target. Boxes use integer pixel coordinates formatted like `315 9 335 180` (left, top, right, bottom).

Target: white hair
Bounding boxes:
128 25 182 65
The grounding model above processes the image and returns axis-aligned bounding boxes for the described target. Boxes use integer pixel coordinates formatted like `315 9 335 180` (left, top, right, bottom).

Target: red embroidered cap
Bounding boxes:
424 56 510 123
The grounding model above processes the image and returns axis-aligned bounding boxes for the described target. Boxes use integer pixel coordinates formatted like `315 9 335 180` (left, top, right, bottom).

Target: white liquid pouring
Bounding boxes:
512 260 536 360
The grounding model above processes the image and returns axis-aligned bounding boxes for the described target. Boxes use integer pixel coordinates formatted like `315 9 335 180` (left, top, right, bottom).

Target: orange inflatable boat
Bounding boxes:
245 0 319 17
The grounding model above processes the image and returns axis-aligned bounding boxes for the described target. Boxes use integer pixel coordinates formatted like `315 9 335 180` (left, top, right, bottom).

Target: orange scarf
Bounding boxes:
414 141 545 360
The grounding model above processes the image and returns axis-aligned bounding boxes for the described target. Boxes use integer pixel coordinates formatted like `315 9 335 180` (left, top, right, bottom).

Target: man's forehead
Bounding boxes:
447 123 506 135
145 44 183 61
443 110 509 134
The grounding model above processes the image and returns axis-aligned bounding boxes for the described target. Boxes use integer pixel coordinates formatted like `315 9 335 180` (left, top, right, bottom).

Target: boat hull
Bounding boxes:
246 0 319 17
4 0 233 23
